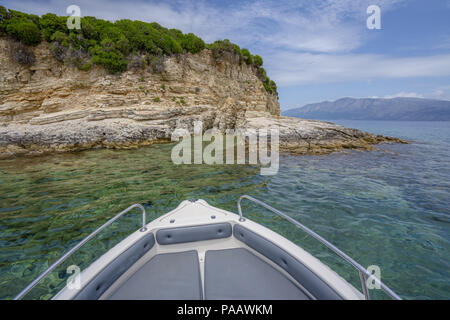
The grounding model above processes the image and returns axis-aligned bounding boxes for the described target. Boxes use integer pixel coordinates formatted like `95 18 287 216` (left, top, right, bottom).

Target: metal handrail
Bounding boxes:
14 204 147 300
237 195 402 300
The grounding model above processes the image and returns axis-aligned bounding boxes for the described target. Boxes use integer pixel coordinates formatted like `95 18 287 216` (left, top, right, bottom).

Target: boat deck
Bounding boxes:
39 200 375 301
107 248 310 300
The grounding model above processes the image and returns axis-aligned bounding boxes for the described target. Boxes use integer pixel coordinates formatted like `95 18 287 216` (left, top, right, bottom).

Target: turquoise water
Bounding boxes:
0 120 449 299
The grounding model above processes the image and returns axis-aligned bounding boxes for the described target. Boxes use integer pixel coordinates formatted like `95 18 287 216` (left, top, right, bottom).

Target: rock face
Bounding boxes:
0 38 404 158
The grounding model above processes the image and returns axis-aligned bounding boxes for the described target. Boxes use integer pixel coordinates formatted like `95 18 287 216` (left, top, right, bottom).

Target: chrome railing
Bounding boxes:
237 195 402 300
14 204 147 300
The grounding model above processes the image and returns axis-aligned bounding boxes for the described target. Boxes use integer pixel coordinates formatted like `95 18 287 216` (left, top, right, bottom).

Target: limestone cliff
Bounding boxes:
0 38 404 158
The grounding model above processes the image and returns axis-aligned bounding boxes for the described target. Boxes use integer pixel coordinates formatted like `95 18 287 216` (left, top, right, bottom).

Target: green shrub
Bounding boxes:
263 82 272 94
77 61 92 71
254 54 263 67
91 46 127 73
269 80 277 91
115 20 157 53
156 32 182 55
262 77 277 95
0 6 8 21
39 13 65 41
153 97 161 103
8 9 39 25
100 25 124 42
208 39 239 58
0 6 7 34
241 48 254 65
81 17 100 40
178 32 205 54
68 31 91 50
51 31 69 46
6 17 41 45
115 35 131 55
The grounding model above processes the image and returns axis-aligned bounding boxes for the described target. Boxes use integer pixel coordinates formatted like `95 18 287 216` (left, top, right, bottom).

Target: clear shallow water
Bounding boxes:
0 120 449 299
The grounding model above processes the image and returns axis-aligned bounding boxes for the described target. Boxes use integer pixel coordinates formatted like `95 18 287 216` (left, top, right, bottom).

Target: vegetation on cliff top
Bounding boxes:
0 6 277 95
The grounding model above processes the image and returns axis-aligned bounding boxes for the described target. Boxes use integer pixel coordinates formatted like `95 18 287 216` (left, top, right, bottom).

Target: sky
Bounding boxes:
1 0 450 110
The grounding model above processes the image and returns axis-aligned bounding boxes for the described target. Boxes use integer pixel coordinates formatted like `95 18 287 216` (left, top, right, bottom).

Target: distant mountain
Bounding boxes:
282 97 450 121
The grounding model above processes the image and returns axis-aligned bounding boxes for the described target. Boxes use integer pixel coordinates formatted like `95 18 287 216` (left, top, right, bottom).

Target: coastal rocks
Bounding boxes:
0 37 405 158
0 119 172 158
238 113 407 155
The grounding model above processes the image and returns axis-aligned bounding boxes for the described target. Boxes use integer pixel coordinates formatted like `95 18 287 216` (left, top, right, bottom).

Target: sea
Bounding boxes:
0 120 448 299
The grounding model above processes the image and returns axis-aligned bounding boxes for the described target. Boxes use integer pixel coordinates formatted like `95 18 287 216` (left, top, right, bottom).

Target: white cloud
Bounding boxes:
382 92 424 99
266 52 450 85
369 87 450 101
429 85 450 100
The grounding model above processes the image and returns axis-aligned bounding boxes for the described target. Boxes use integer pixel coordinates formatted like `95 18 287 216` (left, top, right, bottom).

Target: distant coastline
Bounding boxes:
282 97 450 121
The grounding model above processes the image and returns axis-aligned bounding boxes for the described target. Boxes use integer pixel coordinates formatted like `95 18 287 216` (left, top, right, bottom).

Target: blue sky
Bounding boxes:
2 0 450 110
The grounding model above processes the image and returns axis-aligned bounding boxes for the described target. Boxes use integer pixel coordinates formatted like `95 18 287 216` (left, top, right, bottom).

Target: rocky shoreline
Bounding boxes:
246 115 407 155
0 114 407 159
0 38 407 159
